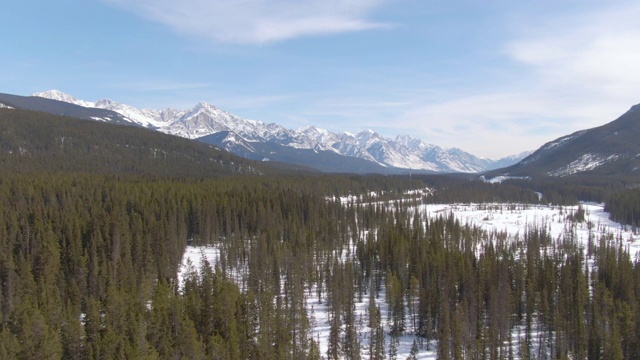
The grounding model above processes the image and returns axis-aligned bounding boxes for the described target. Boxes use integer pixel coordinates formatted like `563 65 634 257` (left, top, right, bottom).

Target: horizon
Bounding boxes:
2 1 640 158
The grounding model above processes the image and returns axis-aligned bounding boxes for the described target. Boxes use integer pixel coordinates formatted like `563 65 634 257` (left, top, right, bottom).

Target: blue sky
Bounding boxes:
2 0 639 158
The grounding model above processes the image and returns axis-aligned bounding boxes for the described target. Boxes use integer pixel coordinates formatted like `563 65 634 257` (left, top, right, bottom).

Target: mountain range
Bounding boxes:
2 90 640 179
21 90 529 174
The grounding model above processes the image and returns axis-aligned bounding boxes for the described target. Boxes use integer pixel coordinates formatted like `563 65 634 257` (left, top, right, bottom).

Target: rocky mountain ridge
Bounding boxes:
33 90 528 173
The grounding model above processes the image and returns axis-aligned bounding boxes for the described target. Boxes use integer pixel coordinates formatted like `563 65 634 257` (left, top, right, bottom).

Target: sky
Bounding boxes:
2 0 640 158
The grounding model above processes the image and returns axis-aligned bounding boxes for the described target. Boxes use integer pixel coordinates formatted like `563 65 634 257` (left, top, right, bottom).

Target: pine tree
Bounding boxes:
407 338 420 360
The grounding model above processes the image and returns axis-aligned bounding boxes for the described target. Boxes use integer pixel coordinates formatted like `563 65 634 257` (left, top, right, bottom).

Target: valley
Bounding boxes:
3 1 638 358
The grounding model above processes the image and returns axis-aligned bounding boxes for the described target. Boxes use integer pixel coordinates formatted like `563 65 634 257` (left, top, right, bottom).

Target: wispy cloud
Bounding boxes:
505 2 640 101
103 0 388 44
386 93 563 158
385 3 640 158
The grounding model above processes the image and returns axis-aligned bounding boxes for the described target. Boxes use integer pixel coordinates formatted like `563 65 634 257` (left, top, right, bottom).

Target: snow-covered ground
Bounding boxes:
419 202 640 259
177 245 220 289
177 201 640 359
480 175 530 184
306 281 438 359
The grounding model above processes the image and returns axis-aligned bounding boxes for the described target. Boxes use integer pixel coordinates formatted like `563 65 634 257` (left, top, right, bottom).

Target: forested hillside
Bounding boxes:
0 108 267 177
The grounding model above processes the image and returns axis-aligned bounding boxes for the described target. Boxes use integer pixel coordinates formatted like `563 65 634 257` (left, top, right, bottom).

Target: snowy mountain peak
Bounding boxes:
298 125 319 134
194 101 216 112
356 129 383 147
182 101 225 120
33 89 72 100
33 90 94 108
95 99 115 107
358 129 378 136
298 125 334 139
395 134 426 151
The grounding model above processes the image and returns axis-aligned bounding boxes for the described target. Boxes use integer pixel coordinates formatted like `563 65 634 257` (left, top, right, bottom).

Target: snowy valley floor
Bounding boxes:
178 202 640 359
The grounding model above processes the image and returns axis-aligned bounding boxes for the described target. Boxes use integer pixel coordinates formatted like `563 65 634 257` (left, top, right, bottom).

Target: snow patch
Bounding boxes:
548 153 619 176
90 116 111 122
541 132 583 152
481 175 530 183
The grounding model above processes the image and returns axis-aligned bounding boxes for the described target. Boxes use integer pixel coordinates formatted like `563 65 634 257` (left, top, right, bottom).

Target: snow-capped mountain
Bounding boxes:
33 90 527 173
32 90 95 108
33 90 186 129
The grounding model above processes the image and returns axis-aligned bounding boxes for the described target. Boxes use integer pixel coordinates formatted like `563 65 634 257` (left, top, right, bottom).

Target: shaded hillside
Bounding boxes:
496 103 640 178
0 108 270 177
198 131 402 174
0 92 132 126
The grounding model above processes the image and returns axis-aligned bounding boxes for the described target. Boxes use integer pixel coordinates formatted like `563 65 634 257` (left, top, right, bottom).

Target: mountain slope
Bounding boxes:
199 131 396 174
31 90 186 128
29 90 527 173
0 107 275 177
494 103 640 178
0 92 133 126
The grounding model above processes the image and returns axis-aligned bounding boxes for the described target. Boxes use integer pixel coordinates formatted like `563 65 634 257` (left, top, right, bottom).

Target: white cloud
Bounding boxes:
104 0 388 44
387 93 566 158
506 3 640 101
387 3 640 158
